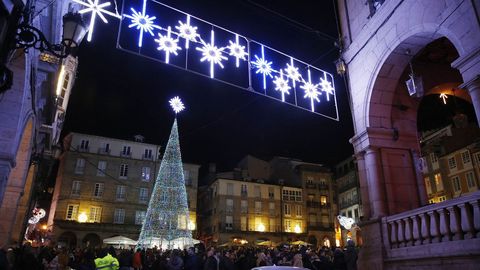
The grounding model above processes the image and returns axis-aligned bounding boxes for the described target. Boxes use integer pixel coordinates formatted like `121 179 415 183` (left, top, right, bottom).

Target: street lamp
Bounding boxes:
15 12 87 58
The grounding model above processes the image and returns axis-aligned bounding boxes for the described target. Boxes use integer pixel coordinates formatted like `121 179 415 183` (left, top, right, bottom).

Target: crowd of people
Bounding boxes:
0 240 358 270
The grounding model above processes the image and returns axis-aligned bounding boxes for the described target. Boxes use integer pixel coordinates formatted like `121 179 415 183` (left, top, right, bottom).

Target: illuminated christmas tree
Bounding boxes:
136 97 193 249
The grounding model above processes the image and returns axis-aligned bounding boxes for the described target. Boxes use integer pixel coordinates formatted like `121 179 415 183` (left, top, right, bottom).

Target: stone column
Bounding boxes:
0 159 13 206
355 152 371 219
364 147 387 218
411 150 428 206
462 77 480 127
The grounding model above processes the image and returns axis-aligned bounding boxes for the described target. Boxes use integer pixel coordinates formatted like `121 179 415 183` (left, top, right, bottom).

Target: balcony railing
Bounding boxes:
339 196 360 209
383 191 480 251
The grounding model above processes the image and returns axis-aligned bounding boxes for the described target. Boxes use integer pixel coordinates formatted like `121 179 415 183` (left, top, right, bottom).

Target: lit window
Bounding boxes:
71 181 81 196
89 206 102 223
466 172 476 189
434 173 443 192
284 219 291 232
141 167 151 181
448 157 457 170
320 195 328 205
452 176 461 193
139 188 149 203
93 183 104 198
97 161 106 176
119 164 129 178
461 151 471 165
66 204 79 220
74 158 85 174
114 209 125 224
135 211 146 225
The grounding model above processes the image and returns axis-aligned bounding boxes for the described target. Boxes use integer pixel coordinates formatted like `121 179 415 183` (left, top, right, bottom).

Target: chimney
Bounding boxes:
134 135 145 142
209 163 216 173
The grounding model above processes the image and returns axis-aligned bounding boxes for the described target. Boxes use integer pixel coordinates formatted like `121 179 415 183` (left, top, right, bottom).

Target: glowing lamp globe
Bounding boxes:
257 223 266 232
78 212 88 223
294 224 302 233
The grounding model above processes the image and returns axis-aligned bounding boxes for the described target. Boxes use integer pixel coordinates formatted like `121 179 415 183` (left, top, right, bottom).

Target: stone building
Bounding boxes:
0 0 79 246
48 132 200 248
198 155 337 247
337 0 480 268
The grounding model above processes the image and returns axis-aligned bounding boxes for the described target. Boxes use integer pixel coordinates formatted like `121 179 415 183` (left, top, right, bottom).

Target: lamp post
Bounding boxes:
0 11 87 93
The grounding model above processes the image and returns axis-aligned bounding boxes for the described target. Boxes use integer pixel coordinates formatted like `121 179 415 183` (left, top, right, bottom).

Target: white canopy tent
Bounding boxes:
103 236 137 246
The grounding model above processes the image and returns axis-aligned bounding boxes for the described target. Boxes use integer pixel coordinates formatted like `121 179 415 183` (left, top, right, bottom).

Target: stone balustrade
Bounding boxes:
383 191 480 249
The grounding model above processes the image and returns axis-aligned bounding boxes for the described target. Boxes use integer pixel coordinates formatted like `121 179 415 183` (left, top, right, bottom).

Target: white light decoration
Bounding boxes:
169 96 185 113
227 34 248 67
252 45 274 90
337 215 355 230
155 26 181 64
319 72 334 101
78 212 88 223
301 69 321 112
284 58 301 88
294 224 302 233
273 70 290 102
124 0 161 47
175 15 199 49
196 30 227 78
439 93 448 104
73 0 121 42
257 223 266 232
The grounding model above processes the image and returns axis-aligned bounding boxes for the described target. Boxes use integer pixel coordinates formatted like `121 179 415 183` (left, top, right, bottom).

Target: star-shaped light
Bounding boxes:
301 69 321 112
284 58 301 87
155 26 181 64
175 15 199 49
169 96 185 114
124 0 161 47
227 34 248 68
252 45 274 90
196 30 228 78
273 70 291 102
73 0 121 42
319 73 334 101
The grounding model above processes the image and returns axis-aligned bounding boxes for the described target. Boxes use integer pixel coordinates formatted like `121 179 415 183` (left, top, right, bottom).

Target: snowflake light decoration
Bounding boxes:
155 26 181 64
124 0 161 47
73 0 121 42
252 45 274 90
284 58 301 88
196 30 228 78
169 96 185 114
175 15 200 49
301 69 321 112
227 34 248 68
273 70 290 102
319 73 334 101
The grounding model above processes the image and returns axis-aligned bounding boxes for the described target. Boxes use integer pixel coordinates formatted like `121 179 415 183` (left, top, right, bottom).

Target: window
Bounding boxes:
184 170 191 185
255 201 262 214
135 211 146 225
97 161 106 176
144 148 153 159
466 172 476 189
434 173 443 192
284 219 291 232
240 216 247 231
284 204 291 216
241 184 247 196
452 176 461 192
282 190 289 200
119 164 128 178
241 200 248 213
424 177 432 194
225 216 233 230
254 186 261 198
74 158 85 174
141 167 151 181
269 202 275 215
89 207 102 223
306 176 314 185
347 210 352 218
461 151 471 165
320 195 327 205
101 142 110 153
227 183 234 195
114 209 125 224
269 218 276 232
430 152 438 163
116 185 126 201
476 153 480 163
93 183 104 198
295 191 302 202
354 208 359 219
448 157 457 170
309 214 317 225
226 199 233 213
80 139 89 150
268 187 274 199
122 146 131 156
71 181 81 196
66 204 79 220
296 205 302 217
139 188 149 203
438 196 447 202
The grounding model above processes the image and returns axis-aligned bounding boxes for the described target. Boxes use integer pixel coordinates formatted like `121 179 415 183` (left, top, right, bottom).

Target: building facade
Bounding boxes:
48 132 200 248
198 156 337 247
0 0 79 246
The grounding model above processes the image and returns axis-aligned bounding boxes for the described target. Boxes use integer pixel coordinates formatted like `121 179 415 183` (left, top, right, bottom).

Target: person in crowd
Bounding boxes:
255 252 267 267
221 250 235 270
94 248 119 270
118 249 133 270
292 253 303 268
133 248 143 270
344 240 358 270
203 247 219 270
332 248 347 270
185 247 202 270
167 249 184 270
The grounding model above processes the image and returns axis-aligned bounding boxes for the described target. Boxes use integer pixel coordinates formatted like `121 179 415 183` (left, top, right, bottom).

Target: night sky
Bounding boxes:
62 0 355 172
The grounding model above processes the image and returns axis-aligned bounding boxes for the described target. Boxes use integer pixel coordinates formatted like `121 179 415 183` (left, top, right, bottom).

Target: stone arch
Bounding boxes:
58 231 77 249
83 233 101 248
